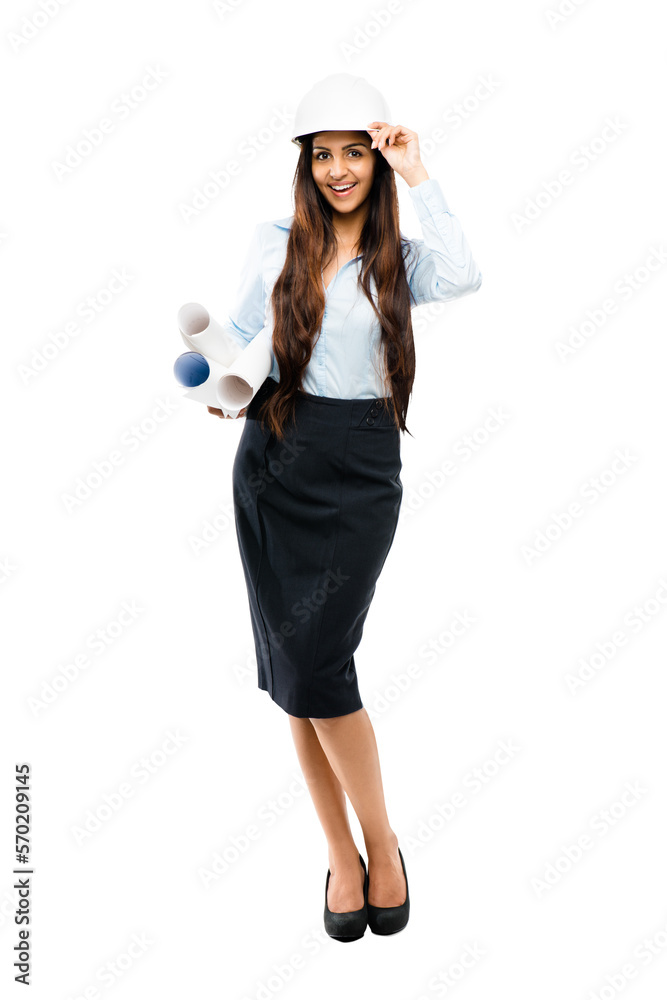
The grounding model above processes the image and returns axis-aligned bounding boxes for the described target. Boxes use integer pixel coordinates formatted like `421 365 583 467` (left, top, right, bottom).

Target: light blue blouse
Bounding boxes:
222 177 482 399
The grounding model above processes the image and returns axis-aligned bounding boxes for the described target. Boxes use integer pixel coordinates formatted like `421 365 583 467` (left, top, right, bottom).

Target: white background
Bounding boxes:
2 0 666 997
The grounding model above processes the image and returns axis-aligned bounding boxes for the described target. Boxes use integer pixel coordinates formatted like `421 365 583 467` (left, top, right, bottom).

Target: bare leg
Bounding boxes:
288 715 365 912
307 707 406 907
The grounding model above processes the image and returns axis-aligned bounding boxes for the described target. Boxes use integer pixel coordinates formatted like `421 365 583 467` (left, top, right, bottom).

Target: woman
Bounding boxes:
208 74 482 940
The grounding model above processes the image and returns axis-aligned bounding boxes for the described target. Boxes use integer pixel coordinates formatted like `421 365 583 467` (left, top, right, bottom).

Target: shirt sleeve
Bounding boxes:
220 222 280 381
404 178 482 307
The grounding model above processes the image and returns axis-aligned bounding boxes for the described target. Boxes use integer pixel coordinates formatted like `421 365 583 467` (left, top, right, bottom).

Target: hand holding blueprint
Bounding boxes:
175 302 275 417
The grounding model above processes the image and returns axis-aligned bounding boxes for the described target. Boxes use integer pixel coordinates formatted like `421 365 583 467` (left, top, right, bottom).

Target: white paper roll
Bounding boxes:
216 325 274 410
177 302 243 368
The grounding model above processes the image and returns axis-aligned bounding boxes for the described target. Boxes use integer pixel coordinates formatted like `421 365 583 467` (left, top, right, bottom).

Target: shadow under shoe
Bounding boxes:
366 846 410 935
324 852 368 942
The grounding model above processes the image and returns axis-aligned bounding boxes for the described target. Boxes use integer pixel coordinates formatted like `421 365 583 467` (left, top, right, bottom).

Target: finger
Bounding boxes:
371 126 390 149
386 125 411 146
367 122 388 147
379 125 402 148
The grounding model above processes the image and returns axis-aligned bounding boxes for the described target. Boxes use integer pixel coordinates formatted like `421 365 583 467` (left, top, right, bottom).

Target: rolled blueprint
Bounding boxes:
175 302 275 415
174 353 234 408
177 302 242 368
216 325 273 411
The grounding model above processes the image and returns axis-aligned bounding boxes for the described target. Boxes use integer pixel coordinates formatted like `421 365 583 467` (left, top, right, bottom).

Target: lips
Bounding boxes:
328 182 358 197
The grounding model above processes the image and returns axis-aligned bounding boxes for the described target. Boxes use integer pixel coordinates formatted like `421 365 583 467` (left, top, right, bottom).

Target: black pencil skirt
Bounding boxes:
231 376 403 719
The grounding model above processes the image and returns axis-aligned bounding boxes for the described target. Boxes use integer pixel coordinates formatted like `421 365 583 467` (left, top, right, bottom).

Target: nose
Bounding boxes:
328 155 350 178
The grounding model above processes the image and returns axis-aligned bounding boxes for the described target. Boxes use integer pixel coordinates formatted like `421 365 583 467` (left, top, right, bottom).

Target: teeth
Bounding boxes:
331 183 355 191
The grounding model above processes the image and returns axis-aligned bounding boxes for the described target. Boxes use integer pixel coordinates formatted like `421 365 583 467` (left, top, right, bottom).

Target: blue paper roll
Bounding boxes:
174 352 210 387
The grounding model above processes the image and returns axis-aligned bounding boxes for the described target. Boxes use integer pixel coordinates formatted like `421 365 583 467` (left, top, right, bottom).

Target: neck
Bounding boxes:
331 200 369 249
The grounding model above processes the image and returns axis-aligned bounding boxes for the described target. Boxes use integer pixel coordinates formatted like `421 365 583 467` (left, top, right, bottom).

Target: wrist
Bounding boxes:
401 164 429 187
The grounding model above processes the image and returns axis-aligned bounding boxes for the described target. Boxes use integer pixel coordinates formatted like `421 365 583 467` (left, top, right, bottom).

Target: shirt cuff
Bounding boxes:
407 177 451 221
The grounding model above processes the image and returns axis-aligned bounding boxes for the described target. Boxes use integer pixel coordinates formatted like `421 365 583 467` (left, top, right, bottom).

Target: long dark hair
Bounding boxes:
256 133 417 442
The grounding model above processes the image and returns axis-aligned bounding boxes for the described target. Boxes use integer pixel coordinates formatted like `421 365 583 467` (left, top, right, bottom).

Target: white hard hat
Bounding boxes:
291 73 392 146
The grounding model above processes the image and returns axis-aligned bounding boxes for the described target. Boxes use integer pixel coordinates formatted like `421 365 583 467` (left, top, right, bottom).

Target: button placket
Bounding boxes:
315 320 326 395
365 398 383 425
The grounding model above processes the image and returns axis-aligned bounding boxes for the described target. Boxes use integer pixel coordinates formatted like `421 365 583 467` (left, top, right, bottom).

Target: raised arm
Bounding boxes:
404 177 482 307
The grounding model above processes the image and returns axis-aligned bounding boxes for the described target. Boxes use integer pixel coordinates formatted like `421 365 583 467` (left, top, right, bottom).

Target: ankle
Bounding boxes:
327 841 361 871
365 831 399 861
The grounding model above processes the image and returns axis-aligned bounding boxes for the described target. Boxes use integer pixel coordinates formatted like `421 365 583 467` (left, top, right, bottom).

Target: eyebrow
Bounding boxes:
312 142 369 151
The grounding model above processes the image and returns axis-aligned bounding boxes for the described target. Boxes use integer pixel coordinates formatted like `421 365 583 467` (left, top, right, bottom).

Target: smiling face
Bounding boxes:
310 130 376 214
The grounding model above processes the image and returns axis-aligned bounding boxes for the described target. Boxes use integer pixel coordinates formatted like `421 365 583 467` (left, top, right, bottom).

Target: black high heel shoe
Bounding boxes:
366 846 410 935
324 852 368 942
